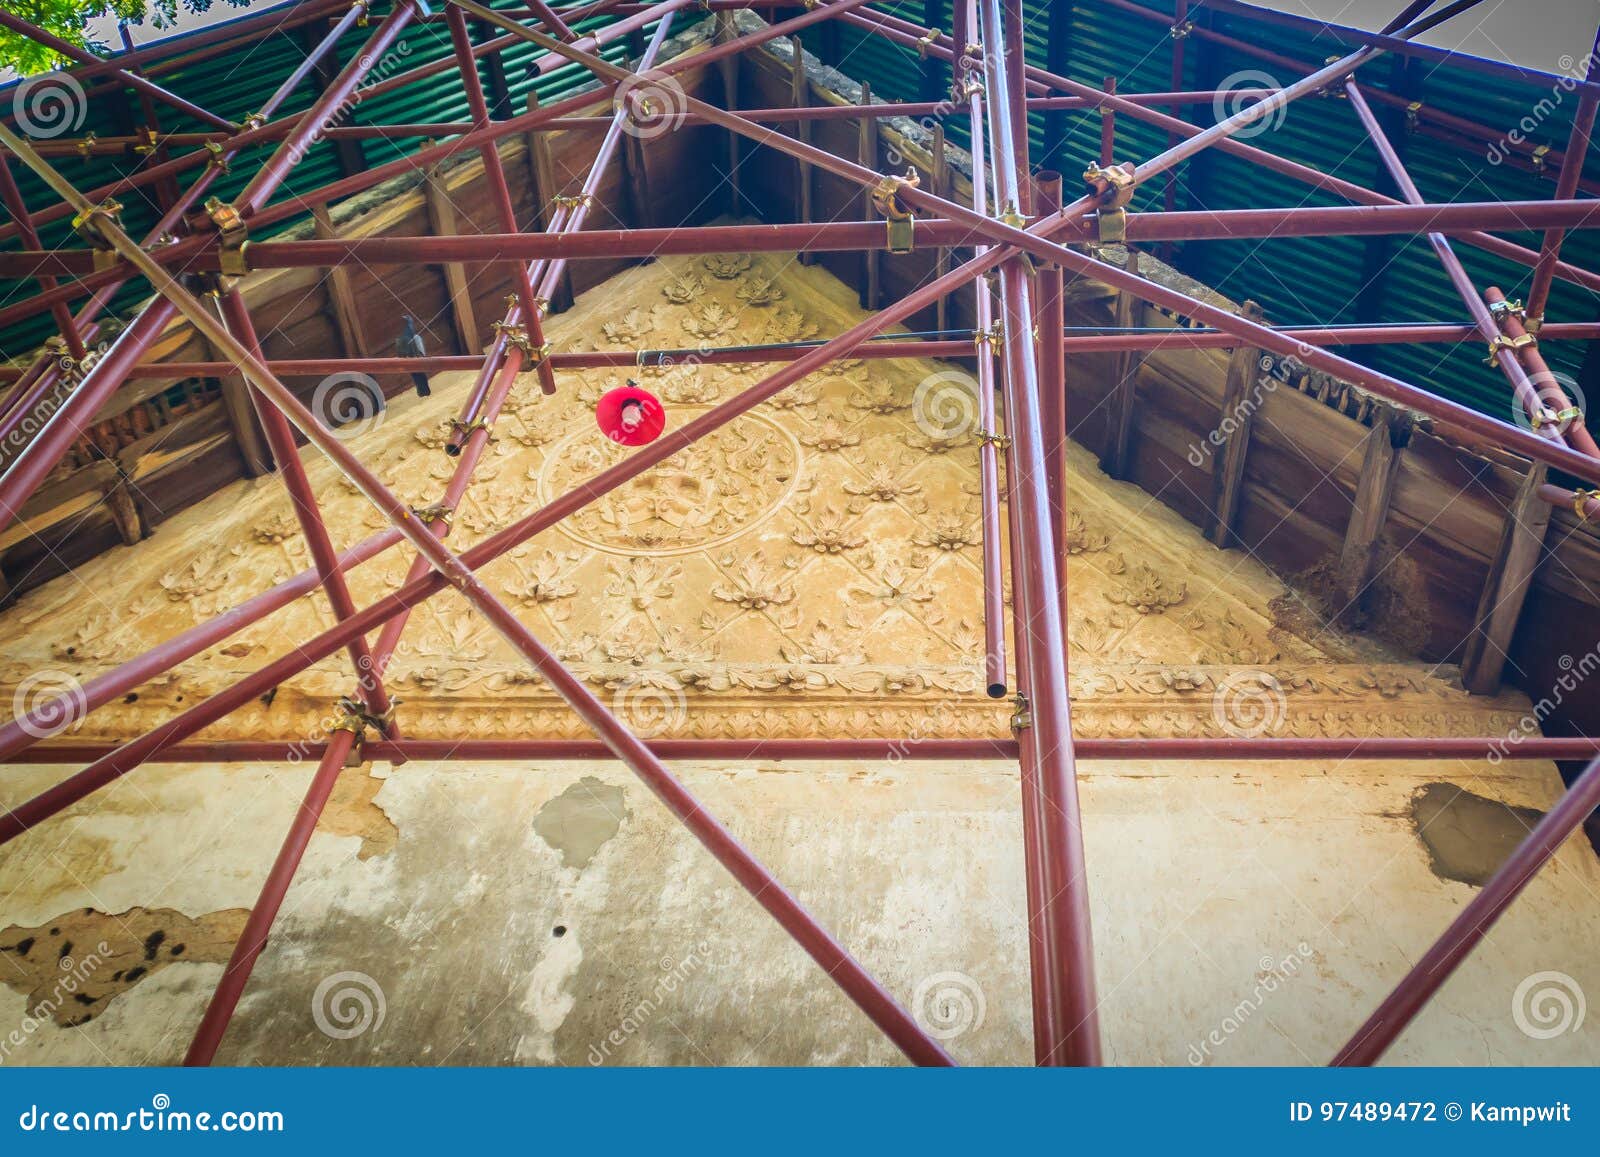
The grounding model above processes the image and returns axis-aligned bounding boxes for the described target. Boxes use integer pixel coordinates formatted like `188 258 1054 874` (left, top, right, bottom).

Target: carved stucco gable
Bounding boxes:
0 253 1539 747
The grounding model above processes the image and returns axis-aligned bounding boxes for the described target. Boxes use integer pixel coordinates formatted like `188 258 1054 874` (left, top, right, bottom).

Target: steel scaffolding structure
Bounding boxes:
2 0 1599 1068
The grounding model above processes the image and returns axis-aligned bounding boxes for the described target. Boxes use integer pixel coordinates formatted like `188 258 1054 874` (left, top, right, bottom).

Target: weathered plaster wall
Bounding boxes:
1 254 1596 1066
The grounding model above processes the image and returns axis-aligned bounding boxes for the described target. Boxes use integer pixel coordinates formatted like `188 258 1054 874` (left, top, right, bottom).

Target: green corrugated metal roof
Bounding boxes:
4 0 1597 432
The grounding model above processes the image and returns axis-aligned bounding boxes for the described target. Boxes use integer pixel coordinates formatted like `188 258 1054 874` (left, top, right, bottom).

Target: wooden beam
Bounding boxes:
423 162 481 354
857 80 879 310
312 206 370 358
1098 248 1146 480
716 12 742 216
204 334 272 478
1205 299 1266 548
525 91 574 312
1336 403 1412 607
103 473 146 546
1461 463 1554 694
791 36 815 267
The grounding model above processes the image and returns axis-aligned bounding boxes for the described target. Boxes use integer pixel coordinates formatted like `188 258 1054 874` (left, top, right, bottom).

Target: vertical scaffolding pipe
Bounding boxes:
1099 76 1116 165
1034 171 1067 585
1002 0 1030 210
1527 25 1600 325
1334 752 1600 1065
982 0 1101 1067
963 42 1008 703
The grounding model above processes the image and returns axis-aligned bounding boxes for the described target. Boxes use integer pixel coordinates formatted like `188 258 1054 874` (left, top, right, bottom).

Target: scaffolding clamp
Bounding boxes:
1084 161 1136 243
243 111 268 131
1532 144 1551 171
202 139 231 175
1009 693 1032 733
1484 332 1536 364
1533 405 1581 431
917 28 942 57
872 169 920 254
448 415 494 442
974 321 1004 352
353 1 370 27
1169 18 1194 39
409 502 454 529
328 695 397 763
203 196 250 277
1405 101 1423 133
493 321 552 365
71 198 124 271
1524 312 1545 335
977 427 1011 450
1573 489 1599 521
552 192 594 212
1488 298 1526 327
74 131 97 160
133 127 160 156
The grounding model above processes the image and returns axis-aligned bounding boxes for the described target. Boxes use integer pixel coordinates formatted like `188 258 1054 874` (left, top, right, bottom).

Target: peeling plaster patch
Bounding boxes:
0 907 248 1025
319 768 400 860
515 930 584 1064
1412 783 1545 888
533 777 628 869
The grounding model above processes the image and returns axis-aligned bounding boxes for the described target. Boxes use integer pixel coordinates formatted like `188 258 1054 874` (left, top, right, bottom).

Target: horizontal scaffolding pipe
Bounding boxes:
8 737 1596 764
9 200 1597 280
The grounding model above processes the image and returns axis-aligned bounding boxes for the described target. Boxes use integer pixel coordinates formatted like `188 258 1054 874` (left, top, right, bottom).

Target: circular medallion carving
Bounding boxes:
538 412 803 556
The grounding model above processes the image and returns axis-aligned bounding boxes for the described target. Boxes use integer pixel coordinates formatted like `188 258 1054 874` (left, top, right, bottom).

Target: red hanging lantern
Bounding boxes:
596 381 666 446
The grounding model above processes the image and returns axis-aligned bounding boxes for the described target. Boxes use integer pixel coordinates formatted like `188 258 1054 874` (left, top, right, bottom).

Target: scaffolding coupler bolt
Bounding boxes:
917 28 942 57
1009 693 1032 733
203 139 230 174
1084 161 1137 243
1169 18 1194 39
974 322 1004 352
1485 332 1537 365
1533 405 1582 431
872 169 920 254
448 415 493 442
71 198 124 270
204 196 250 277
328 695 397 763
1532 144 1551 171
409 502 454 528
1488 298 1526 326
1573 488 1599 521
552 192 595 212
977 427 1012 450
74 131 97 160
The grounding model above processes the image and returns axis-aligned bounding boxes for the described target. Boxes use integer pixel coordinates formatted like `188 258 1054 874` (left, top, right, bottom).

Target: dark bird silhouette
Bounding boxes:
396 315 430 397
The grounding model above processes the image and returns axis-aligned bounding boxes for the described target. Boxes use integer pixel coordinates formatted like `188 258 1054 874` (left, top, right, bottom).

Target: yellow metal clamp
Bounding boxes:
1532 405 1582 430
1009 693 1031 733
1488 298 1526 326
1573 489 1598 521
409 502 454 527
74 131 97 159
552 192 595 212
71 199 124 270
872 169 920 254
203 196 250 276
1532 144 1551 171
1484 332 1536 364
1170 19 1194 38
917 29 942 57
